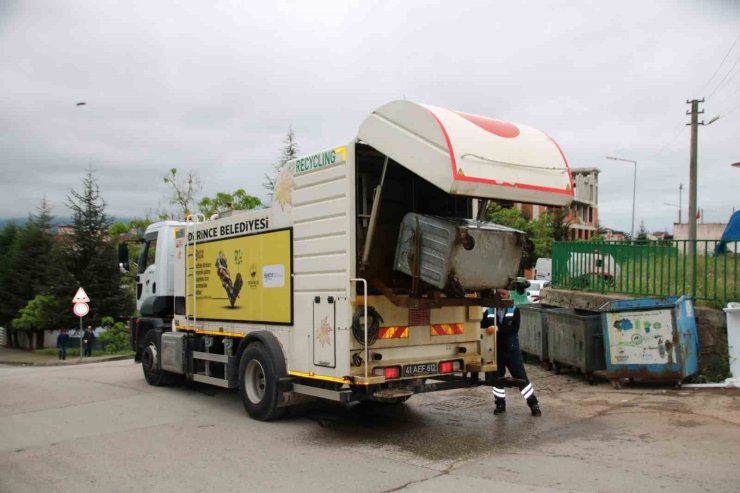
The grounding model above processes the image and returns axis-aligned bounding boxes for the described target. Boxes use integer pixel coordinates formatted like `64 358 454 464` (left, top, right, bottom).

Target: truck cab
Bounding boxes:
131 220 185 359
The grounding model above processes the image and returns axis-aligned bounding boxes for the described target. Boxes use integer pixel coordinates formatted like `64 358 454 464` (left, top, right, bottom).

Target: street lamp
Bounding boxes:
664 203 680 224
606 156 637 238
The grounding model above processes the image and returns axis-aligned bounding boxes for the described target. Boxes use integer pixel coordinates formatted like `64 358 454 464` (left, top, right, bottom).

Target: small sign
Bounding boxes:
73 302 89 317
72 287 90 303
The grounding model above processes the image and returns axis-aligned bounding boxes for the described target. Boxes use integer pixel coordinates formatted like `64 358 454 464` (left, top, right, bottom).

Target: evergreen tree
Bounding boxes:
0 199 74 347
0 222 20 332
263 127 298 203
65 169 133 325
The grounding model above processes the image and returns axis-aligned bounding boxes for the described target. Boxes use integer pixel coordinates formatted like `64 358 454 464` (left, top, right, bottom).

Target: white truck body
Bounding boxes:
132 100 573 419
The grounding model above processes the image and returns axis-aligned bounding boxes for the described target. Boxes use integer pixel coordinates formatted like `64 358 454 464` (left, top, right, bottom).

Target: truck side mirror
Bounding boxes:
118 243 130 273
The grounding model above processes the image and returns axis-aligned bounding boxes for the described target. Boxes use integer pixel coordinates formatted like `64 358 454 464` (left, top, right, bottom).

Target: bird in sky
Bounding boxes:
76 102 86 106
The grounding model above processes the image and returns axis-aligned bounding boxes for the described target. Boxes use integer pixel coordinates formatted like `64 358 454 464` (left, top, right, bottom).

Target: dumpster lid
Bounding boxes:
357 100 574 206
599 296 684 312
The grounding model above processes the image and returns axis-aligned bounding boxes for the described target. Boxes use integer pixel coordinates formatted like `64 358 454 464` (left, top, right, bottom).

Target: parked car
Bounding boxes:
526 279 551 303
534 257 552 281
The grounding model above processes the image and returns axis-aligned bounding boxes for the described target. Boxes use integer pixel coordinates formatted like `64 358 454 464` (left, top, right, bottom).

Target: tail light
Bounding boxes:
372 366 401 379
438 360 462 374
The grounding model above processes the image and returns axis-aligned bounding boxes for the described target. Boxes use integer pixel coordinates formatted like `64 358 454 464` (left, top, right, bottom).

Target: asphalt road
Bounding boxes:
1 360 739 493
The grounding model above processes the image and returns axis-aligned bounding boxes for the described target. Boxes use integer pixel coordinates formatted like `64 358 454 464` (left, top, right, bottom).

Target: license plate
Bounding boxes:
403 362 438 377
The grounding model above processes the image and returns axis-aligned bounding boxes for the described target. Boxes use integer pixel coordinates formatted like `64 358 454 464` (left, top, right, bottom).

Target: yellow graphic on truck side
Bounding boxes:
186 229 293 324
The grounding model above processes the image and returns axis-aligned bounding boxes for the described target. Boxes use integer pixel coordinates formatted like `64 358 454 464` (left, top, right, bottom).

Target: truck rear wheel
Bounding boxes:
238 342 285 421
141 331 166 386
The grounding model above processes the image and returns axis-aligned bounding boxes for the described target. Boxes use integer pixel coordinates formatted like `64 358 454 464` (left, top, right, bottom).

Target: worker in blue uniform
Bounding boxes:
481 285 542 417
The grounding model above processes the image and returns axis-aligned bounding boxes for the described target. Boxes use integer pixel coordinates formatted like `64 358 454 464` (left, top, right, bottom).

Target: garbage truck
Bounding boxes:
122 100 574 420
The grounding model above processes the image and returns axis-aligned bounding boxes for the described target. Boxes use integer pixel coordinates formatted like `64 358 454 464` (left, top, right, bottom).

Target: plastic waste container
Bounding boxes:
546 308 606 381
600 296 698 388
518 304 557 368
724 302 740 383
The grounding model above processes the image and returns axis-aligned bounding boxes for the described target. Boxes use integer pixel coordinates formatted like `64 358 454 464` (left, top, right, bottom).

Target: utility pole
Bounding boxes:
686 99 704 242
686 99 704 299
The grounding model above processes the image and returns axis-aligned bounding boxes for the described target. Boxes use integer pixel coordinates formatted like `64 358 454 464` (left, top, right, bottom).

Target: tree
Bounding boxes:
98 316 129 353
263 127 298 203
0 222 20 343
163 168 201 218
485 203 548 272
198 189 262 217
547 208 572 242
637 220 648 240
0 200 74 348
11 294 62 349
65 169 134 325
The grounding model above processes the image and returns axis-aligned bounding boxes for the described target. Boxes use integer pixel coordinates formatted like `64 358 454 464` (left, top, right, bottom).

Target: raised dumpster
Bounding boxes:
600 296 698 388
518 303 557 368
546 308 606 382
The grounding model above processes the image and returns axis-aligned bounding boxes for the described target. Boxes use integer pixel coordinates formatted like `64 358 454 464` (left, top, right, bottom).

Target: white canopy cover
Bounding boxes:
358 100 574 206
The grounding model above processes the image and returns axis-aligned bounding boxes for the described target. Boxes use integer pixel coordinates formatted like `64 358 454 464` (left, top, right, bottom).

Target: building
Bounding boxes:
602 228 626 241
516 167 600 240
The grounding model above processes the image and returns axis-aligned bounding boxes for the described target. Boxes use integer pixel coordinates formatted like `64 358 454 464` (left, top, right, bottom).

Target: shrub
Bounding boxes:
99 317 129 353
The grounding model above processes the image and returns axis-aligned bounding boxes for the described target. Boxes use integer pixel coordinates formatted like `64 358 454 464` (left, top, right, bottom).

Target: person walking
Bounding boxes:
82 326 95 357
56 329 69 360
481 287 542 417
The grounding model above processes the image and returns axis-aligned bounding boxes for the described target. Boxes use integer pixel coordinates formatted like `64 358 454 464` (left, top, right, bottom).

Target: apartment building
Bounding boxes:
515 167 600 240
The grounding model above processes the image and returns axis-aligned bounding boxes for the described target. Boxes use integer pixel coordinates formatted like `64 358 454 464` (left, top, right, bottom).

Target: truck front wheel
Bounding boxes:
238 342 284 421
141 331 166 386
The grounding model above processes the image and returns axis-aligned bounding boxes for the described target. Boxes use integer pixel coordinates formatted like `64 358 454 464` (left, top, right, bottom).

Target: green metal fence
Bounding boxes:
552 240 739 306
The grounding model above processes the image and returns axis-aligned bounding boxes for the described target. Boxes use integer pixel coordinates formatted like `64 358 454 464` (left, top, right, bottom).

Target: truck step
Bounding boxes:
192 374 231 388
192 351 229 363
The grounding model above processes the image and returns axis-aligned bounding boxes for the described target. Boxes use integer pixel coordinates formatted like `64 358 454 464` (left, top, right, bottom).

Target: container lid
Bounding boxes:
358 100 574 206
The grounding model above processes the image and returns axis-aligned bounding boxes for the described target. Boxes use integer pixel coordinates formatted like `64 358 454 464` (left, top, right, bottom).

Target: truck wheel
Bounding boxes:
238 342 285 421
141 331 166 386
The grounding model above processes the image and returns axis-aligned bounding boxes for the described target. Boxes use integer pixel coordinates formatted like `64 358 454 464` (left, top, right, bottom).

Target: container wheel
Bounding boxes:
238 342 285 421
542 361 553 371
610 379 622 390
141 331 165 386
552 362 561 374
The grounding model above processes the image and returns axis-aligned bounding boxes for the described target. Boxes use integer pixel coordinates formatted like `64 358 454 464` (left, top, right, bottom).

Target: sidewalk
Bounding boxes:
0 346 134 366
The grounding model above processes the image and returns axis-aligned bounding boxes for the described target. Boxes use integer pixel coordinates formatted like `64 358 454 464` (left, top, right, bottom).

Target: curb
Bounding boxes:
0 354 135 367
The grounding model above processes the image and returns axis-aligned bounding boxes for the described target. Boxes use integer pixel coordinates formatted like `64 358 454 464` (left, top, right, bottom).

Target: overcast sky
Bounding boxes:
1 0 739 234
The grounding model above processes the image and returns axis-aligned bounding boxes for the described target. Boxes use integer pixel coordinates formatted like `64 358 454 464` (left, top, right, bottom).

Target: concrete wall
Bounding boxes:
540 288 729 381
673 223 726 241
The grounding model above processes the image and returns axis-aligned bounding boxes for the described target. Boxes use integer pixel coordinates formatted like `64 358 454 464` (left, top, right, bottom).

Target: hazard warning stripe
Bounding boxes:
430 323 465 336
378 326 409 339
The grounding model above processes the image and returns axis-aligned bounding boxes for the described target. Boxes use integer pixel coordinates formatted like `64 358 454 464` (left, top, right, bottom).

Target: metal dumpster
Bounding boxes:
600 296 698 388
518 304 557 368
546 308 606 381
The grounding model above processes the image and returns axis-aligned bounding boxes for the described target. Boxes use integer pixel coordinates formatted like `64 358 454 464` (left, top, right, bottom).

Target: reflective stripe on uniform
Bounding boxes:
492 386 506 399
520 383 534 399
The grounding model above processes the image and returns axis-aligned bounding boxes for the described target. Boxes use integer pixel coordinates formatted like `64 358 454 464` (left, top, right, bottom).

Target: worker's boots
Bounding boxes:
527 397 542 417
494 401 506 415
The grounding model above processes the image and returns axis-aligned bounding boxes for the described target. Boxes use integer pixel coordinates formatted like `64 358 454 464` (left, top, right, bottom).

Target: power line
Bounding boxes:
644 125 687 161
695 32 740 97
722 99 740 118
707 51 740 99
712 79 740 107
